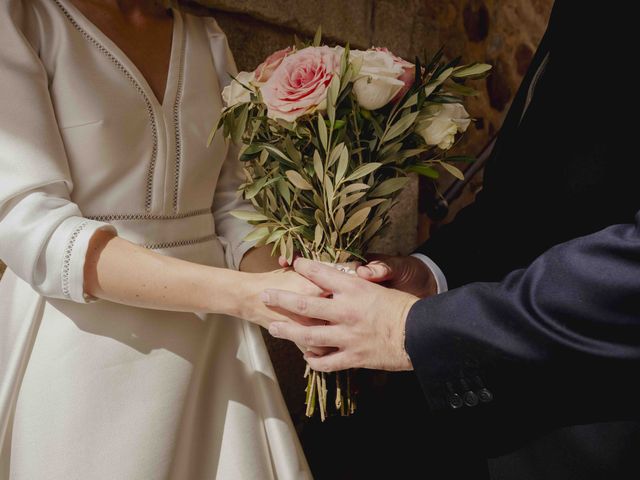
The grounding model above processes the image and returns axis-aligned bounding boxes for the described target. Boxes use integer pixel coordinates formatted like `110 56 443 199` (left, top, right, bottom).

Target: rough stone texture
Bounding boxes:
0 0 554 434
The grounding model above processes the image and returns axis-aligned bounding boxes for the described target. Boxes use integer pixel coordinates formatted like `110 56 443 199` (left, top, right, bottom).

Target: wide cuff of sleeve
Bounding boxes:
411 253 448 293
49 216 117 303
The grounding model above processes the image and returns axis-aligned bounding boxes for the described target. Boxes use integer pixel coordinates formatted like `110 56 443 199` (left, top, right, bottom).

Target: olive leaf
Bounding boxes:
267 229 287 243
231 104 250 144
334 207 345 230
337 191 367 210
381 111 419 144
314 224 324 246
352 198 387 213
341 207 371 234
286 170 313 190
335 146 349 184
318 114 328 151
363 218 383 241
452 63 492 78
327 76 340 126
408 164 440 179
345 162 382 182
243 177 268 200
328 142 346 167
324 176 334 203
424 67 454 97
277 179 291 204
243 227 270 243
313 150 324 180
231 210 270 222
440 161 465 180
337 183 370 197
370 177 409 197
313 25 322 47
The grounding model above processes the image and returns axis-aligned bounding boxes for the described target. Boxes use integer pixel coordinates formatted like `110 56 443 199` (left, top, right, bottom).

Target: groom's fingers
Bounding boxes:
304 351 350 372
269 322 343 348
262 288 341 322
292 258 354 293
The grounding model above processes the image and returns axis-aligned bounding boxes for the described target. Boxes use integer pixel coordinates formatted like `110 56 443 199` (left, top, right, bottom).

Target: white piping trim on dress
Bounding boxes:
172 25 187 213
61 220 90 299
144 234 217 250
53 0 159 213
86 208 211 222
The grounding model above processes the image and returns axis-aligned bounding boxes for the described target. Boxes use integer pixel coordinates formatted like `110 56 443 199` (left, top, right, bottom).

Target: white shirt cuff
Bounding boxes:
411 253 448 294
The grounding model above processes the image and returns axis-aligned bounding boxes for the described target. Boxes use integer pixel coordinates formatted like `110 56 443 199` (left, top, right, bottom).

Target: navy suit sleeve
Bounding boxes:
406 212 640 437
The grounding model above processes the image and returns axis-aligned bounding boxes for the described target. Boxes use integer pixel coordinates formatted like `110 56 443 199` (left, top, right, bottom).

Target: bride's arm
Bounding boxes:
84 229 321 328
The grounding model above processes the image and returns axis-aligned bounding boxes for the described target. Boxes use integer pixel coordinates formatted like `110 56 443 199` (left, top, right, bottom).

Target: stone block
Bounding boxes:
199 0 373 48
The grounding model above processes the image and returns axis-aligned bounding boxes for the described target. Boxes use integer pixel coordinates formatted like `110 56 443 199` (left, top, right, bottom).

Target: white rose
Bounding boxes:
349 49 406 110
221 71 255 107
417 103 471 150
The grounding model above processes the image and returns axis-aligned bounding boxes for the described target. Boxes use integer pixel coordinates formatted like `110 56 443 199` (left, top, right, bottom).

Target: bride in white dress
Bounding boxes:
0 0 316 478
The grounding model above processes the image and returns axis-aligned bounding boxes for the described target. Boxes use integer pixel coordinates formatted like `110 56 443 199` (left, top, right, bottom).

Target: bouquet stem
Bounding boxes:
304 366 356 420
302 260 358 421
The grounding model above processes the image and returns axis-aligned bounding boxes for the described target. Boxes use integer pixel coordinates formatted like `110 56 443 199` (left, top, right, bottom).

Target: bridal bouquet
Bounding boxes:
212 30 490 420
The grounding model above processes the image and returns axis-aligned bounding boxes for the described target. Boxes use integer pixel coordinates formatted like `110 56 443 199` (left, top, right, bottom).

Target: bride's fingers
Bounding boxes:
278 256 290 268
278 253 302 268
295 344 336 356
266 305 325 326
356 260 393 282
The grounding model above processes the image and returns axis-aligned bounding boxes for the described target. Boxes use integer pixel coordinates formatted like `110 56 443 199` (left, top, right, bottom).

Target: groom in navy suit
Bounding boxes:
262 1 640 478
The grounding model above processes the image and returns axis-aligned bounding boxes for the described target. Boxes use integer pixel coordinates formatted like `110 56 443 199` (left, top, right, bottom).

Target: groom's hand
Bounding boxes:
356 254 438 298
262 258 419 372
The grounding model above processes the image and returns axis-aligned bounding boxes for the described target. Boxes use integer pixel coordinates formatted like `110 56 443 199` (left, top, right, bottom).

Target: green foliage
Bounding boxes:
214 45 491 263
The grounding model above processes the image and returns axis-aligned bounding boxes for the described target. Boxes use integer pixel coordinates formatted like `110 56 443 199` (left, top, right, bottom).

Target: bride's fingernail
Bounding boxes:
269 323 280 337
260 291 271 304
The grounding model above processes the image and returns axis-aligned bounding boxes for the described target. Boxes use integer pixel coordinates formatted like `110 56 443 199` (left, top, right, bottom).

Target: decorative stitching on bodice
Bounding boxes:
172 26 187 213
86 208 211 222
144 234 217 250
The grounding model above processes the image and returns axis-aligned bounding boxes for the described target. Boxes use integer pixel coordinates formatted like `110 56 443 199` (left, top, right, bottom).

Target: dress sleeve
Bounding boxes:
204 16 255 270
0 0 116 303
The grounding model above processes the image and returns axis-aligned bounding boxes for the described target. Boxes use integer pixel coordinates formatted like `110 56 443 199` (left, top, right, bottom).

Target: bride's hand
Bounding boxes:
233 268 327 330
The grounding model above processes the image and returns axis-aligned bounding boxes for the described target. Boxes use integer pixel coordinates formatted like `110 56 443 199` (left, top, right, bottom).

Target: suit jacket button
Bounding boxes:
464 391 479 407
447 393 464 409
478 388 493 403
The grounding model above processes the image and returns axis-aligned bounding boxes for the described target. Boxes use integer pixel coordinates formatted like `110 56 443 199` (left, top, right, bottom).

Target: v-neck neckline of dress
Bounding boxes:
60 0 184 111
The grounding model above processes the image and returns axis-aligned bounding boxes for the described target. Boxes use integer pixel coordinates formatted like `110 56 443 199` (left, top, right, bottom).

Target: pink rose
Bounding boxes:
255 47 292 83
261 46 340 122
373 47 415 102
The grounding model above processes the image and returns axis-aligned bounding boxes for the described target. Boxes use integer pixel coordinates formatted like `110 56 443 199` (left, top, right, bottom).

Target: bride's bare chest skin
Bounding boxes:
68 0 174 104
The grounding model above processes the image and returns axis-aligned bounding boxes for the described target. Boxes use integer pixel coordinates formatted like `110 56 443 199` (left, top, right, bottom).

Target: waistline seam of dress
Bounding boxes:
143 233 217 250
86 208 212 222
53 0 160 213
172 24 187 213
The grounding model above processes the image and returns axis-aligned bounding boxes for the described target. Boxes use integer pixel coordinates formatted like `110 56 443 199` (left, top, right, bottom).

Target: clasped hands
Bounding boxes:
261 255 438 372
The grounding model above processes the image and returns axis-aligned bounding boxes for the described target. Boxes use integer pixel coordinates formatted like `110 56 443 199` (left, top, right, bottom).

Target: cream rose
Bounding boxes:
261 46 340 122
417 103 471 150
350 48 413 110
221 71 255 107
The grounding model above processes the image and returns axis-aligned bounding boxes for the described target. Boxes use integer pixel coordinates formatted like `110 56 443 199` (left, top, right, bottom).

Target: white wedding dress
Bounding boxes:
0 1 311 478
